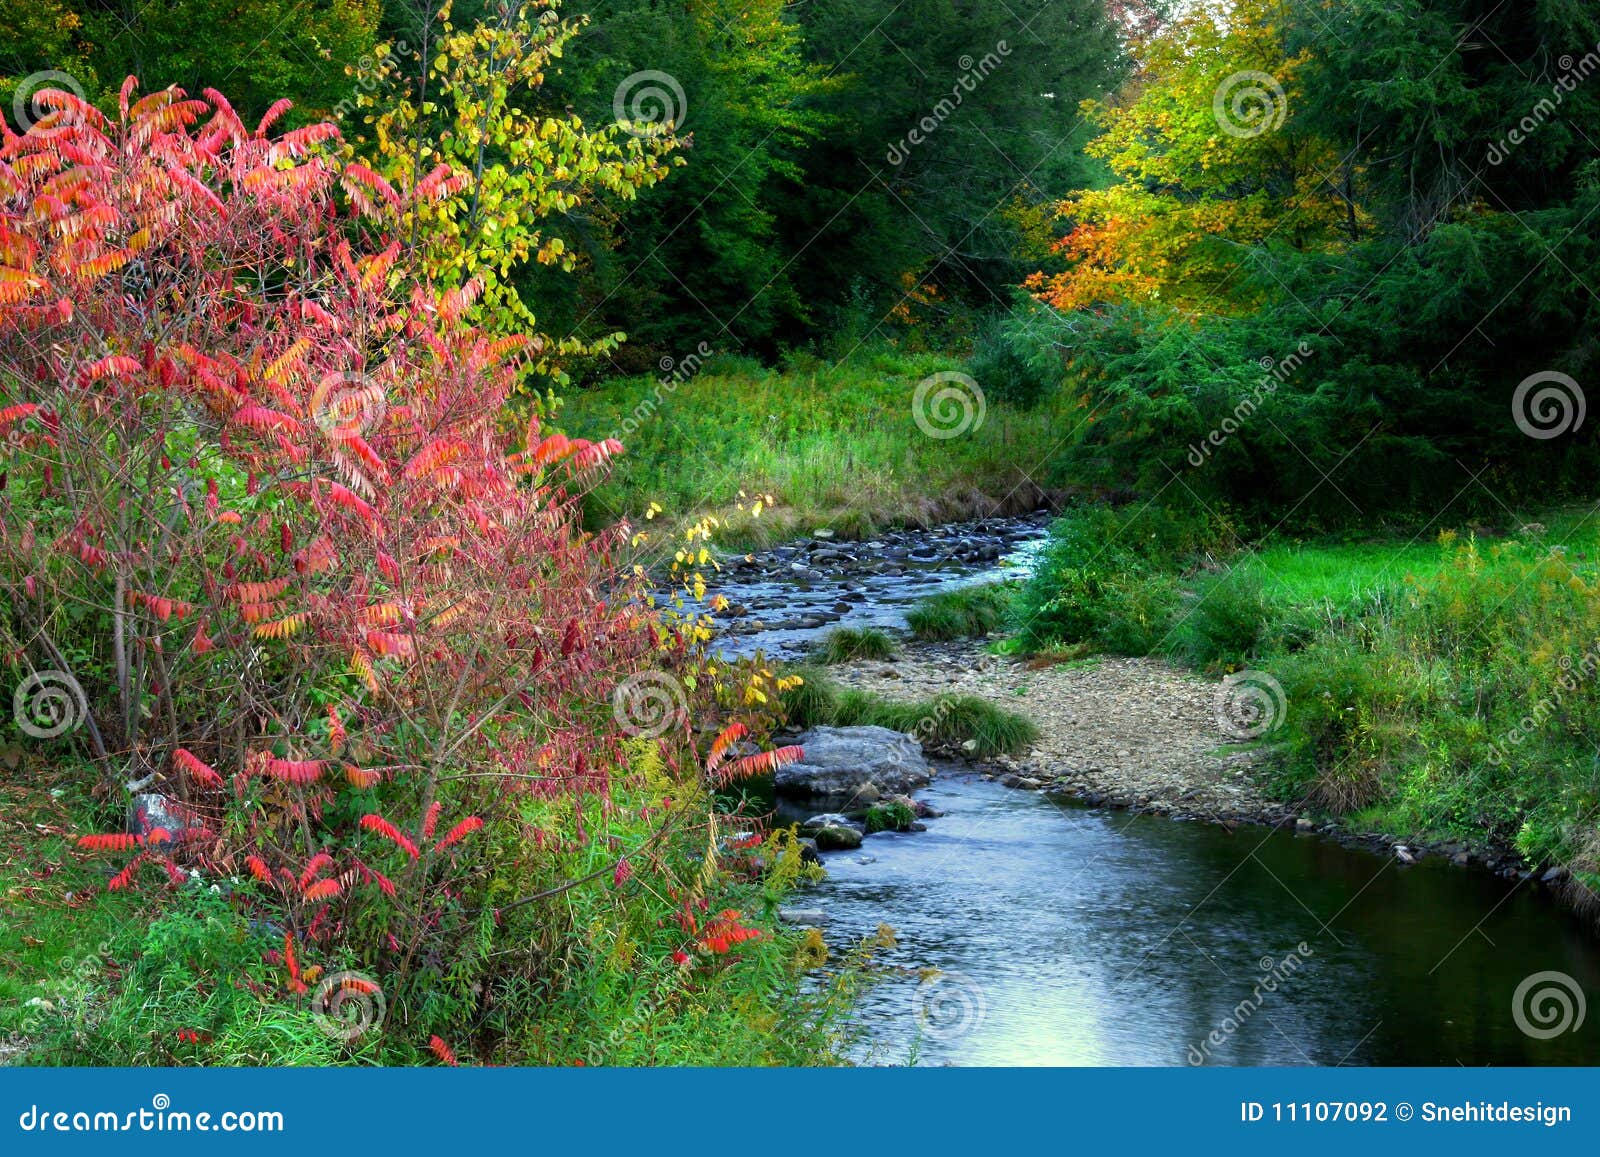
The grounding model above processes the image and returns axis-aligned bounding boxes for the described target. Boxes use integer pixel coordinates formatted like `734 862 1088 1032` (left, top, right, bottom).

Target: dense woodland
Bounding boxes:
2 0 1599 1065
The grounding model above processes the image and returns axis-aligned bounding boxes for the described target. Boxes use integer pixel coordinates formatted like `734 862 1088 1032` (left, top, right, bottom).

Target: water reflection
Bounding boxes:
793 777 1600 1066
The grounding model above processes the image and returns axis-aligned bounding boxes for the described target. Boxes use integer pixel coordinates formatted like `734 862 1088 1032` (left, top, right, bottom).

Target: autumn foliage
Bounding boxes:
0 79 787 1053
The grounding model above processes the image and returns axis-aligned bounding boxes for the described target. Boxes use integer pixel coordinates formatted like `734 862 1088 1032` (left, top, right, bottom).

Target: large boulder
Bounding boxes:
776 725 932 798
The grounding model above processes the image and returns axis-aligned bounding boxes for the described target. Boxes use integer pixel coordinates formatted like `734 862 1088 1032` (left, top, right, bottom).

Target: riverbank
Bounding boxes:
558 354 1069 549
829 640 1282 824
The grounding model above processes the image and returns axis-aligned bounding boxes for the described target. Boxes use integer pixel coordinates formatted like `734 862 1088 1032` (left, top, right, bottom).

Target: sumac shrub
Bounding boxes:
0 81 801 1059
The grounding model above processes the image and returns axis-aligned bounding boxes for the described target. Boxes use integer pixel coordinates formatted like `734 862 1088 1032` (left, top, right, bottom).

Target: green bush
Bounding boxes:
965 305 1064 407
906 583 1016 640
1013 504 1231 652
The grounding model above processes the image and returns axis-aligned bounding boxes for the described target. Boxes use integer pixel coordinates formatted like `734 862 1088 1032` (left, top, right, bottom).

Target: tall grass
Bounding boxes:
1010 500 1600 889
559 350 1069 547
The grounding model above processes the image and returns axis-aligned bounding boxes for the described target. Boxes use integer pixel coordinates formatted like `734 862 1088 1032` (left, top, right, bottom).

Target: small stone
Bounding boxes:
778 908 827 925
812 825 863 850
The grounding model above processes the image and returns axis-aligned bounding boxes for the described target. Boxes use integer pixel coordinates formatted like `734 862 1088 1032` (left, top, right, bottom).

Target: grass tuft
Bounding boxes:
779 667 1037 757
813 625 898 663
905 583 1016 640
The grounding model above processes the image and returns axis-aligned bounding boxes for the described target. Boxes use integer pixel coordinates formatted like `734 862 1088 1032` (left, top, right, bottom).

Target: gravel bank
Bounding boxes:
830 639 1293 825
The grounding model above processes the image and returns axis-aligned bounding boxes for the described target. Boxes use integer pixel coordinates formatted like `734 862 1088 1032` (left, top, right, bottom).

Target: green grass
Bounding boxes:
781 667 1038 758
813 626 898 663
559 349 1069 548
905 582 1016 640
1010 500 1600 889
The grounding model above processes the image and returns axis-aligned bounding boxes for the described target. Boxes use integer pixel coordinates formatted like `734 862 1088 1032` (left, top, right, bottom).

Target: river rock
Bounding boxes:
799 812 857 832
775 726 933 797
779 908 828 925
811 824 863 850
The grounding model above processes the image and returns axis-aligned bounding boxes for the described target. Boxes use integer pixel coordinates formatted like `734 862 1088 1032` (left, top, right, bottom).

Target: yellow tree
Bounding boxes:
353 0 679 403
1028 0 1355 314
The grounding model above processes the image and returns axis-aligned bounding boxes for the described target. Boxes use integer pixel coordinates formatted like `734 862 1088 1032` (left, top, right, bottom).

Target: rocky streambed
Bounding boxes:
717 518 1600 1066
698 513 1048 658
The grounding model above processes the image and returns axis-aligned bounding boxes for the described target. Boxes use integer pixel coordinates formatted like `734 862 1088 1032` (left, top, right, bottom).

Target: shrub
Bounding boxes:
0 81 808 1062
1013 504 1231 652
965 302 1067 407
1170 569 1277 669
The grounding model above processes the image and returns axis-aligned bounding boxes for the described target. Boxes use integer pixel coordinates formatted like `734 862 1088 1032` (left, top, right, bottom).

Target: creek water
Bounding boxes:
709 519 1600 1067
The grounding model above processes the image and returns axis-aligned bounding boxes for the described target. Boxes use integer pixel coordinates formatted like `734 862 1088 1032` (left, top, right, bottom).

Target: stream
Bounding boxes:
706 516 1600 1066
